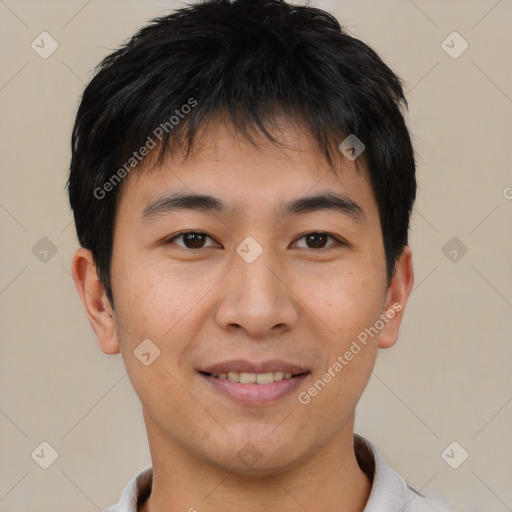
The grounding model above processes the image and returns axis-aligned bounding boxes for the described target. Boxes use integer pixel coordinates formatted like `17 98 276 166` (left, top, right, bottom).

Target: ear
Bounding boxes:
71 247 120 355
378 245 414 349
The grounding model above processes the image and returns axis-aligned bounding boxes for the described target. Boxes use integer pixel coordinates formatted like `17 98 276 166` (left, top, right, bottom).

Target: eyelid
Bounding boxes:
291 232 348 249
166 231 219 248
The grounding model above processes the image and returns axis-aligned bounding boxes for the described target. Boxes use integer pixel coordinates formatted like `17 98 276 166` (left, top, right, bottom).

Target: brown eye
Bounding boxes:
293 232 344 250
167 232 217 249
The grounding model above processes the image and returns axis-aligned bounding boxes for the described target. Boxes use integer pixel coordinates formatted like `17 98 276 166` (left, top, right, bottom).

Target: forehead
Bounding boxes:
116 116 380 229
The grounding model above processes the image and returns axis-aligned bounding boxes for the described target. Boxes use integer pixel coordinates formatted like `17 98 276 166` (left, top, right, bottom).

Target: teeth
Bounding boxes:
273 371 284 381
210 371 297 383
239 372 256 384
257 372 275 384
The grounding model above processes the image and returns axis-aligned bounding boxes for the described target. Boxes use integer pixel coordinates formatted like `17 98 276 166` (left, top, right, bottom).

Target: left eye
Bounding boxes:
292 232 342 250
166 231 343 250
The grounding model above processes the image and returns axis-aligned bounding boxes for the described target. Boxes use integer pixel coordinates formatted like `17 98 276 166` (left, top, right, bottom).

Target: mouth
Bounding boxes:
197 362 311 406
198 370 309 384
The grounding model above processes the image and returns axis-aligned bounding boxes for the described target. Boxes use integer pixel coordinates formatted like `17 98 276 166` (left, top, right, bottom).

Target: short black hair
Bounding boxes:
67 0 416 308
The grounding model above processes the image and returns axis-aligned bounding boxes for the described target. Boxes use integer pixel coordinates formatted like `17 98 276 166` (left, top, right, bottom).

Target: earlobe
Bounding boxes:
378 246 414 349
71 248 120 355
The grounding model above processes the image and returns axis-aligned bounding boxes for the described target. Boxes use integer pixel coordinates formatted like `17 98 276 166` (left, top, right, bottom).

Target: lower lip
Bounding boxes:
199 372 309 406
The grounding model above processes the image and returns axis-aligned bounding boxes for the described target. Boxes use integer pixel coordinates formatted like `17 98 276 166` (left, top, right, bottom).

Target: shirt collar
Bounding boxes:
354 433 410 511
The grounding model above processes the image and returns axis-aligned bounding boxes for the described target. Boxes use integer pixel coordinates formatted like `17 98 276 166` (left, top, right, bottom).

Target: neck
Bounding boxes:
140 410 372 512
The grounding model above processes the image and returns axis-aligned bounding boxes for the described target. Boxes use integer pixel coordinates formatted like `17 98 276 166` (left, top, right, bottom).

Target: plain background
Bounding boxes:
1 0 511 510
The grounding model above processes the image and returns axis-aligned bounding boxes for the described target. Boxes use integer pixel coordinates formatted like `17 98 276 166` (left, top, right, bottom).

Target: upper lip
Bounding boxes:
198 359 309 375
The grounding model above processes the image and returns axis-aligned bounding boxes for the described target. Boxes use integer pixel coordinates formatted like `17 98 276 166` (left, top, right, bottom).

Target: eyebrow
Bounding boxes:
141 191 367 224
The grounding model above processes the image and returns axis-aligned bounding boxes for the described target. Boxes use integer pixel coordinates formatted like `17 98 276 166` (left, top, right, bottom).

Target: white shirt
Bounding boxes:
104 434 456 512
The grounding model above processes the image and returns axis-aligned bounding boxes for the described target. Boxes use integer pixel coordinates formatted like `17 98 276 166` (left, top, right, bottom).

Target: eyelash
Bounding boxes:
165 231 348 250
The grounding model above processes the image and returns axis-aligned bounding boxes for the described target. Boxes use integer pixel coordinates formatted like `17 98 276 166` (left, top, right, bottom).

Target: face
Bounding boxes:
81 117 411 476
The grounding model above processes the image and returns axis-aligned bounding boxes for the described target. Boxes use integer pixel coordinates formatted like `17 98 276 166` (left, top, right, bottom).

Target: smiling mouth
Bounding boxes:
199 370 310 384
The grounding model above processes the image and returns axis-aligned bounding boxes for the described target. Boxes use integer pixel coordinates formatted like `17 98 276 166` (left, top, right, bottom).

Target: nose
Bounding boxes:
215 247 299 339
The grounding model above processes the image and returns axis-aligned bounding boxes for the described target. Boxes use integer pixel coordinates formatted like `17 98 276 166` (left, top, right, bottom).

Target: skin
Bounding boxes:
72 115 414 512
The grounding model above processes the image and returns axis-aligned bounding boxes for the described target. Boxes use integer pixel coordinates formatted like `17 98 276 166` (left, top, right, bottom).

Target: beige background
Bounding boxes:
1 0 511 510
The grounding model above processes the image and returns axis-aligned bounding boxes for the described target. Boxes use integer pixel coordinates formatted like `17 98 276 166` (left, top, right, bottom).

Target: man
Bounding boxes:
67 0 455 510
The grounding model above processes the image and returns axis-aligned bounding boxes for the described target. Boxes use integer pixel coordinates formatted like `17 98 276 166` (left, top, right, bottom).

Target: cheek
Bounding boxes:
304 272 382 391
111 267 196 409
308 268 384 336
111 259 213 392
113 258 202 338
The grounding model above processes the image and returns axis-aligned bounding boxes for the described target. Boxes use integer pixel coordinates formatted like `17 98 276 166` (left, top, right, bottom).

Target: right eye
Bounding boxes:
165 231 220 250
